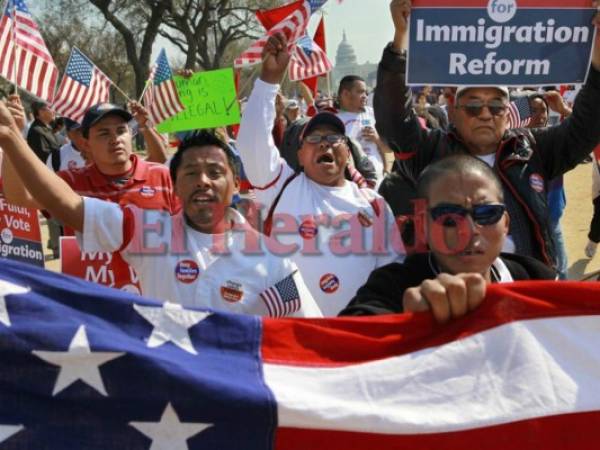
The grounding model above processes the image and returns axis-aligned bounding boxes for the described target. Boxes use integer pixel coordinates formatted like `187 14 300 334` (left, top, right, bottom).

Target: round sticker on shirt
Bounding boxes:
529 173 544 193
298 218 318 240
220 280 244 303
319 273 340 294
139 186 156 198
175 260 200 284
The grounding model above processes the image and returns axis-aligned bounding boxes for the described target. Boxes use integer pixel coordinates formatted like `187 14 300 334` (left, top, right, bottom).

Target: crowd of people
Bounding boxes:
1 0 600 324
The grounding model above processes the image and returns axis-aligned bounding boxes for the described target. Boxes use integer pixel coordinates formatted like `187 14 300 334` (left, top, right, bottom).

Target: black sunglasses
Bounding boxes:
429 203 506 227
457 100 507 117
304 134 345 145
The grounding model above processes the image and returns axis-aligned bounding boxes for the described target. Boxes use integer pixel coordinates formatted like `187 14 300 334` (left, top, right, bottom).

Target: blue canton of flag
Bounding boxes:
65 49 93 86
143 49 185 125
0 259 275 449
308 0 328 13
52 47 112 122
260 272 301 318
297 34 314 57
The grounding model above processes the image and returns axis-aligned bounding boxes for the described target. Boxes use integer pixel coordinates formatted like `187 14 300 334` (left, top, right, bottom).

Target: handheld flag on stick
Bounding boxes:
234 0 328 68
0 0 58 102
141 49 185 125
52 47 113 122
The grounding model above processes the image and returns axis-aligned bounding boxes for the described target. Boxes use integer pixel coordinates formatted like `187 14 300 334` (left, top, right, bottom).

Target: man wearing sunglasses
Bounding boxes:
374 0 600 269
237 32 403 317
341 155 556 323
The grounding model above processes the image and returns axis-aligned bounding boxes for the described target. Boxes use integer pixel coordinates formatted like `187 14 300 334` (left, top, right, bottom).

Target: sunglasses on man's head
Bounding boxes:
456 100 508 117
304 134 345 145
429 203 506 227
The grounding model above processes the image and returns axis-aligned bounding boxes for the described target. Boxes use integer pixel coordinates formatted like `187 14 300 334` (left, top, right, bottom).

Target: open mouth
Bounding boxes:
316 154 335 164
191 194 216 204
459 249 484 256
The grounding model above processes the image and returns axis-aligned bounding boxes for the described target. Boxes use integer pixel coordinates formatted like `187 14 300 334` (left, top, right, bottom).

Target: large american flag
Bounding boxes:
52 47 112 122
142 49 185 125
2 258 600 448
0 0 58 102
508 95 532 128
288 33 332 81
234 0 328 68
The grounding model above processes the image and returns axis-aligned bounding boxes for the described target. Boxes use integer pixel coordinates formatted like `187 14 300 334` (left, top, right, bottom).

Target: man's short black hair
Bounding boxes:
417 154 504 201
337 75 365 97
169 130 239 182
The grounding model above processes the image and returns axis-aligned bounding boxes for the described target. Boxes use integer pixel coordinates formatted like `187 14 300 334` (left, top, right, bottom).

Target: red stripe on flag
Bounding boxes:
275 411 600 450
262 281 600 366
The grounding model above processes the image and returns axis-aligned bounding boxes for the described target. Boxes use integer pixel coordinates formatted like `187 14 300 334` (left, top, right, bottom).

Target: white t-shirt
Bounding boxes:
46 142 86 172
79 197 322 318
237 79 404 316
337 107 385 187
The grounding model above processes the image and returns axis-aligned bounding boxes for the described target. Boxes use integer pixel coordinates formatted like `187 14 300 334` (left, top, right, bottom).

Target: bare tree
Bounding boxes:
158 0 282 70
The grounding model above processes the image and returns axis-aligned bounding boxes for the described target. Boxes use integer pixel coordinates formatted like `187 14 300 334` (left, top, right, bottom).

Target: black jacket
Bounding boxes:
374 45 600 266
339 253 556 317
27 119 61 164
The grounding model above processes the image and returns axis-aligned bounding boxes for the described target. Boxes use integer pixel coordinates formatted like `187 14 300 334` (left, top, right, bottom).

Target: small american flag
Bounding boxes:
289 33 332 81
260 272 301 318
508 95 532 128
52 47 112 122
142 49 184 125
0 0 58 102
234 0 328 68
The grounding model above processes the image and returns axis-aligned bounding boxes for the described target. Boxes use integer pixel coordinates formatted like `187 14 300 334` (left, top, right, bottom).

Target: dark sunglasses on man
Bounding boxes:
456 100 508 117
429 203 506 227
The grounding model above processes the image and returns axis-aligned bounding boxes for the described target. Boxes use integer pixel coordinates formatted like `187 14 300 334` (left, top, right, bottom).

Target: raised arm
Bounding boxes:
533 4 600 178
237 32 293 189
374 0 444 180
0 99 84 231
0 96 43 210
129 101 169 164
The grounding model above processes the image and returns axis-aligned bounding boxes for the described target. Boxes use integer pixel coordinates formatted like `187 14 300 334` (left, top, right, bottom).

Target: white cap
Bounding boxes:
455 86 509 99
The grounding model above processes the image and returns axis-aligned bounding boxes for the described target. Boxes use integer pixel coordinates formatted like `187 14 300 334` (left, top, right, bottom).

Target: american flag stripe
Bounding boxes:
288 37 332 81
234 1 312 68
52 47 112 122
0 0 58 102
142 49 184 125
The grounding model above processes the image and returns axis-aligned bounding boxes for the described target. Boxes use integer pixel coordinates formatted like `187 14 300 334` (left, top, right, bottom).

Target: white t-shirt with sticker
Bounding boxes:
46 142 86 172
337 108 385 187
237 79 405 317
78 197 322 318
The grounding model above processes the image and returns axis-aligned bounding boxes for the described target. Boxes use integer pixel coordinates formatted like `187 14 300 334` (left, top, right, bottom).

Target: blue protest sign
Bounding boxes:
407 0 597 86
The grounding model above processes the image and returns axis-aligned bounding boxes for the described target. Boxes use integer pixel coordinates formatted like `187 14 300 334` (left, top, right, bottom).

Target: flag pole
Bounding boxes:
225 58 265 113
112 83 133 104
11 0 18 95
138 79 151 104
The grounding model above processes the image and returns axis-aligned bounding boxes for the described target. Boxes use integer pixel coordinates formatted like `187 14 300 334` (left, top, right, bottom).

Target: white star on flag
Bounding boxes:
0 279 30 326
32 325 124 396
0 425 23 444
133 302 212 355
129 402 213 450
